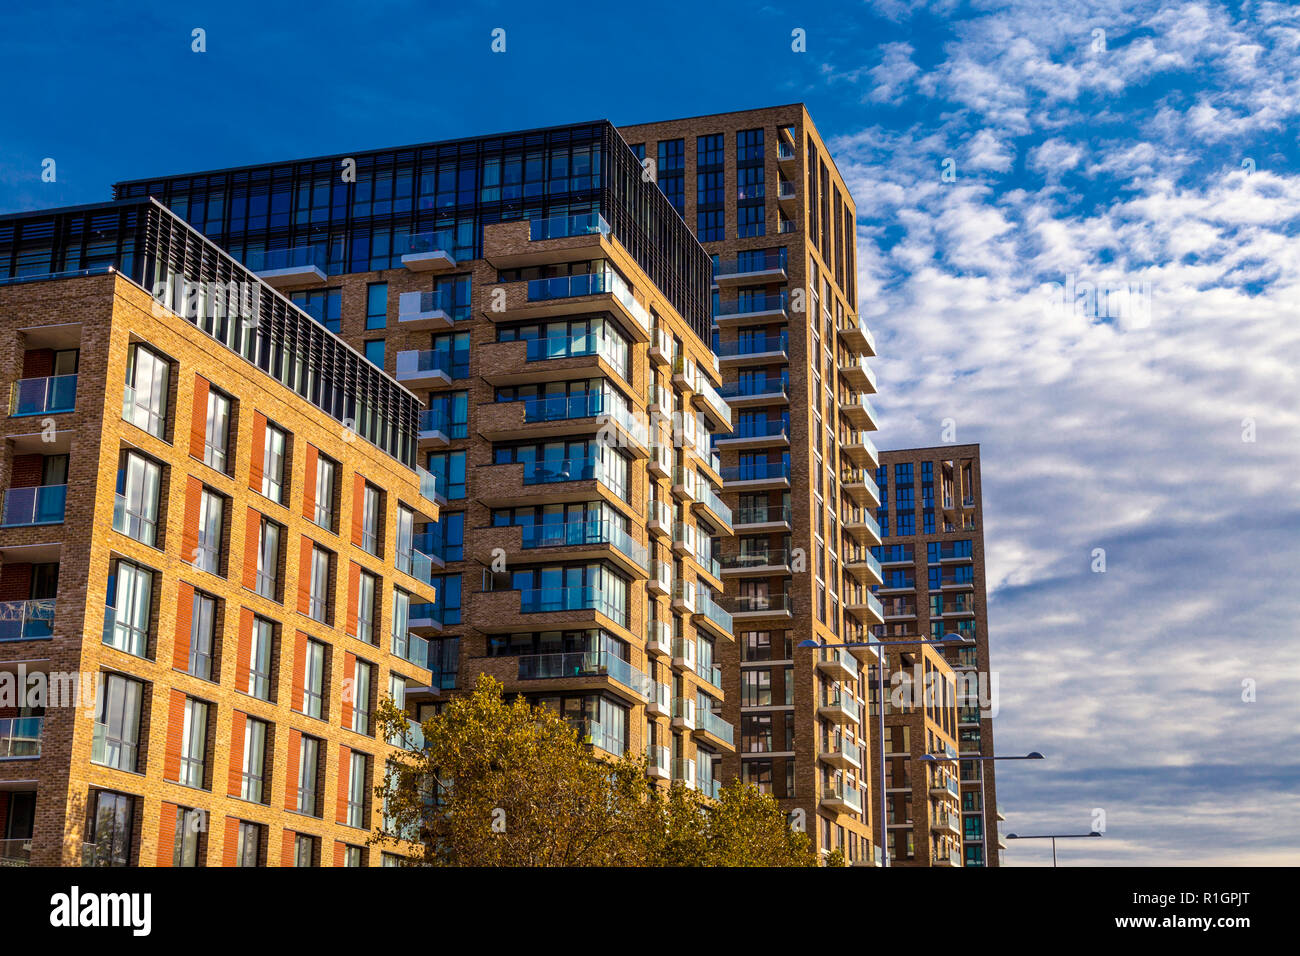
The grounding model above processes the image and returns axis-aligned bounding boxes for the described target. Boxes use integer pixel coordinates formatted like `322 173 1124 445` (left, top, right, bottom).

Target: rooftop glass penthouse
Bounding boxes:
113 121 713 343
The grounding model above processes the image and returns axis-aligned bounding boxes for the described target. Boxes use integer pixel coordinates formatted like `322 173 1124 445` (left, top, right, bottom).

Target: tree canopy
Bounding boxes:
373 674 823 867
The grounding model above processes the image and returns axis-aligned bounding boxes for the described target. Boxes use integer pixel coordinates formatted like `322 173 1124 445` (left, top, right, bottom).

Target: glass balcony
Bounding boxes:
697 707 734 745
695 588 734 635
247 246 326 274
397 290 458 326
0 838 31 865
717 376 788 401
528 269 649 333
723 593 791 615
714 291 789 319
517 586 627 628
396 348 458 382
9 374 76 416
714 332 788 359
521 391 604 422
1 485 67 526
693 375 731 428
721 419 788 442
530 212 611 241
823 778 864 812
415 466 442 506
391 631 430 669
519 518 648 570
733 504 791 526
520 456 625 498
396 231 457 271
523 330 627 380
0 715 42 758
697 483 732 526
718 549 790 572
713 249 788 281
648 744 672 778
720 460 790 483
0 598 55 641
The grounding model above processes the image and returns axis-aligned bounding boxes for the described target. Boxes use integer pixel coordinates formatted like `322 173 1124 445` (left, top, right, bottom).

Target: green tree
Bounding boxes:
373 675 822 867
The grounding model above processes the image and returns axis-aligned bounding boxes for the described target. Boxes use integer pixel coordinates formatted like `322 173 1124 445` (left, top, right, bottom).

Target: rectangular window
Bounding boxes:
256 517 281 600
308 545 331 623
188 591 216 680
294 833 315 867
297 735 320 816
261 423 287 504
106 560 153 658
241 717 268 803
86 790 135 868
91 673 142 772
314 455 337 531
352 659 373 734
173 807 203 867
235 821 261 867
179 697 208 788
116 451 161 546
303 639 326 718
357 569 377 645
343 845 364 867
425 451 466 500
194 489 224 574
364 340 385 368
365 282 388 330
248 616 274 700
361 484 382 555
204 388 231 472
124 343 169 439
347 751 367 828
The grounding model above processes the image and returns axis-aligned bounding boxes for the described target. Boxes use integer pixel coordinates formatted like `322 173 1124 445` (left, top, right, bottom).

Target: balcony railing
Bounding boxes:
720 460 790 483
518 649 648 697
529 212 611 241
246 245 326 273
0 716 42 758
520 456 626 499
714 332 788 358
713 249 788 279
519 518 648 569
718 549 790 571
693 375 731 426
734 504 791 525
1 485 67 527
0 838 31 865
528 270 649 333
9 374 77 416
516 586 627 627
697 483 732 526
695 588 734 634
714 291 789 318
724 419 788 442
523 330 627 379
718 377 788 401
723 593 791 615
395 231 456 258
391 631 430 669
396 348 458 381
0 598 55 641
697 707 734 745
415 466 441 506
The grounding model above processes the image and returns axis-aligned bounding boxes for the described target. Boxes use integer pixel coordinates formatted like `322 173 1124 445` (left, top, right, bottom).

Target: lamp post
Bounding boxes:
799 633 973 867
1004 830 1102 867
918 753 1044 866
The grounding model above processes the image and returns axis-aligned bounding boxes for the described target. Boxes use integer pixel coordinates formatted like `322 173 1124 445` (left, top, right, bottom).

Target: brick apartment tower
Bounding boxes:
0 198 440 866
621 106 883 862
870 445 1001 866
114 121 740 818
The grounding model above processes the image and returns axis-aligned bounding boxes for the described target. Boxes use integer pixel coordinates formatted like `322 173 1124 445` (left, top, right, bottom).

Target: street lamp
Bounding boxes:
914 752 1045 866
1004 830 1102 867
798 632 974 867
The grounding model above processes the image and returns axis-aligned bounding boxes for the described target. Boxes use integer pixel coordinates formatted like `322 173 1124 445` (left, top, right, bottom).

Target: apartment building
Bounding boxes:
870 445 1001 866
619 106 883 863
0 197 440 866
113 121 738 800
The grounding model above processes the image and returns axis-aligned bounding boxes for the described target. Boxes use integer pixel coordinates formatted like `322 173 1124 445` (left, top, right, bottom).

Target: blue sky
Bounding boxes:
3 0 1298 866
